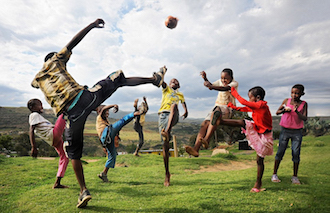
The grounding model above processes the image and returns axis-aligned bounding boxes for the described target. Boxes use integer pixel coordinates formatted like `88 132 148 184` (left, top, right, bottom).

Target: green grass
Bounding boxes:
1 135 330 212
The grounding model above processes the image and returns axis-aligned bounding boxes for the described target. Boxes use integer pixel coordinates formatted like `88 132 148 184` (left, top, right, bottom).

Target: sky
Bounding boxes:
0 0 330 118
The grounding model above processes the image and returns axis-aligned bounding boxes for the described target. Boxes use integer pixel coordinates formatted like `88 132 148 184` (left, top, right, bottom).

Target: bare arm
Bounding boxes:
143 96 149 112
66 19 105 51
181 102 188 120
276 99 289 115
29 125 38 158
295 102 308 121
100 104 119 116
200 71 230 91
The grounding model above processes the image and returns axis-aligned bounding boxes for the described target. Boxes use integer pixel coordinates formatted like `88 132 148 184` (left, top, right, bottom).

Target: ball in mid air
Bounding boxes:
165 16 178 29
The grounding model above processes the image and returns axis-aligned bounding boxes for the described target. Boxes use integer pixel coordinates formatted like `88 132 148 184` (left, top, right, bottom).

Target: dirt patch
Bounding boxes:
85 159 101 163
189 161 255 174
38 157 56 160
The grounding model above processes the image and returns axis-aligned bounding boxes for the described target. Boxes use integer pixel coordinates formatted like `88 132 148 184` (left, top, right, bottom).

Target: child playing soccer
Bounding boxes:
133 97 149 156
158 78 188 187
28 99 69 189
218 86 273 192
185 69 238 157
271 84 308 185
96 101 147 182
31 18 167 208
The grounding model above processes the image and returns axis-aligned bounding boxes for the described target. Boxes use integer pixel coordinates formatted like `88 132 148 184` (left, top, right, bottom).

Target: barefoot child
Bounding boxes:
28 99 69 189
133 97 149 156
31 18 167 208
96 101 147 182
158 78 188 186
271 84 308 184
218 86 273 192
185 69 238 157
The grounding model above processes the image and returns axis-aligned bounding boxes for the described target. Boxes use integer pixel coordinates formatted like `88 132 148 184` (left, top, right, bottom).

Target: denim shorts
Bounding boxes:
275 127 303 163
158 112 178 143
64 70 126 159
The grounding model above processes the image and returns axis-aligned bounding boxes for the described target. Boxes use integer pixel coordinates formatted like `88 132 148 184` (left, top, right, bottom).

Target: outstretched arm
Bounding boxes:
200 71 231 91
181 102 188 120
29 125 38 158
100 104 118 120
66 19 105 51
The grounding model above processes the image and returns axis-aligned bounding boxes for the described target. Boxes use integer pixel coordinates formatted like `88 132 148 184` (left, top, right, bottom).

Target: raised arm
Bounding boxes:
66 19 105 51
100 104 118 119
200 71 231 91
143 96 149 112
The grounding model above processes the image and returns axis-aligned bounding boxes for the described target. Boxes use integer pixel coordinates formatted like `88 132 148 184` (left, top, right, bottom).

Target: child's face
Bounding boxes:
291 88 303 101
169 78 180 90
248 92 258 102
32 101 43 113
221 72 232 86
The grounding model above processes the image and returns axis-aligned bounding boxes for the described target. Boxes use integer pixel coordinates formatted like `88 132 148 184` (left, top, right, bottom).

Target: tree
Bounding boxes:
304 117 330 137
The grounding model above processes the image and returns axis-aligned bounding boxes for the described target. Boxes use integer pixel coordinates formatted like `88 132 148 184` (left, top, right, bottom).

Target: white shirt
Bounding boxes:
29 112 54 146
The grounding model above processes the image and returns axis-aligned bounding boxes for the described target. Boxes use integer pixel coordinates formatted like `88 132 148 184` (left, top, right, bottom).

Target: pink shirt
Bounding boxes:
279 98 306 129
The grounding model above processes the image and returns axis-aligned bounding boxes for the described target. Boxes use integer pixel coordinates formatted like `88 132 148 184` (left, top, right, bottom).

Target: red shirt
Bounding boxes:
228 87 272 133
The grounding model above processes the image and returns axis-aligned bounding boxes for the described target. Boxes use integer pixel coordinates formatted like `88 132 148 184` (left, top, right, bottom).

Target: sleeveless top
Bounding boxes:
279 98 305 129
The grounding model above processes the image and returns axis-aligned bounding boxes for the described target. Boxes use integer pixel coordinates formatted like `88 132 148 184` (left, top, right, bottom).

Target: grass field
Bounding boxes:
1 135 329 213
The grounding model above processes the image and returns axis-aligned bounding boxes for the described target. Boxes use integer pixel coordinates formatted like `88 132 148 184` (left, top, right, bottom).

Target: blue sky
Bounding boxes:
0 0 329 118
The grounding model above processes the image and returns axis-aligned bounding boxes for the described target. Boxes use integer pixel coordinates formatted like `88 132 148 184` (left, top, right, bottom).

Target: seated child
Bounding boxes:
158 78 188 187
185 69 238 157
28 99 69 189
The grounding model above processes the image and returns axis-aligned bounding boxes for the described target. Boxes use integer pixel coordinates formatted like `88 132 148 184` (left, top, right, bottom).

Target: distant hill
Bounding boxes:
1 106 329 134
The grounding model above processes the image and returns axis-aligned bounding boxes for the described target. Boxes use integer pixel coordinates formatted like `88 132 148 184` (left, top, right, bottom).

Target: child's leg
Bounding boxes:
53 139 69 188
201 107 222 148
52 114 66 148
201 118 245 147
162 103 179 142
291 129 302 177
162 137 171 187
253 155 264 190
123 66 167 87
104 141 116 172
273 128 290 175
111 112 135 135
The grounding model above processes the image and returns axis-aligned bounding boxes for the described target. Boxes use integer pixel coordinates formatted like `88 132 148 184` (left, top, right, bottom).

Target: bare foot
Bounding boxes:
161 129 170 143
185 146 199 157
53 184 69 189
164 173 171 187
200 138 209 149
134 99 138 108
134 152 140 157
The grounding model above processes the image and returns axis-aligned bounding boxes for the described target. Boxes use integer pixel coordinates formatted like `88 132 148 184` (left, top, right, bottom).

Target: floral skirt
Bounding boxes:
242 120 273 158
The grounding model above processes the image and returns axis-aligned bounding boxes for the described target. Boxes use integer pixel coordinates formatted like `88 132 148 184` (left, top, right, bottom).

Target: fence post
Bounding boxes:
173 135 178 157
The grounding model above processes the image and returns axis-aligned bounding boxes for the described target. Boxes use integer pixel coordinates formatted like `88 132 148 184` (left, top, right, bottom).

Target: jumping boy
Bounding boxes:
158 78 188 187
31 18 167 208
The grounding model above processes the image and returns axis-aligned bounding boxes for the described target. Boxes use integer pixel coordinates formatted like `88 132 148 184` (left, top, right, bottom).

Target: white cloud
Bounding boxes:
0 0 330 118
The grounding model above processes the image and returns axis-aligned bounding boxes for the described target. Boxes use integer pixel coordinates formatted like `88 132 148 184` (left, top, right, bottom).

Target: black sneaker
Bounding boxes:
77 189 92 208
98 172 109 182
153 66 167 87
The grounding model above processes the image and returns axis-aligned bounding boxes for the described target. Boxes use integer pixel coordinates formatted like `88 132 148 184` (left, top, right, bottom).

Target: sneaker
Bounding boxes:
76 189 92 208
153 66 167 87
291 176 301 185
271 174 281 183
108 70 124 82
98 172 109 182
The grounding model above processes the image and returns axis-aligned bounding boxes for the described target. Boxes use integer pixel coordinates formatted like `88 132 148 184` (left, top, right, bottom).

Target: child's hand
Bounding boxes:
93 19 105 28
181 112 188 120
113 105 119 113
143 96 147 102
200 71 207 80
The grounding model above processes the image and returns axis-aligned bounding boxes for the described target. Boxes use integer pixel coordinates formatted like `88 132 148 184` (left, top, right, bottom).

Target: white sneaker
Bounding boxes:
271 174 281 182
291 176 301 185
